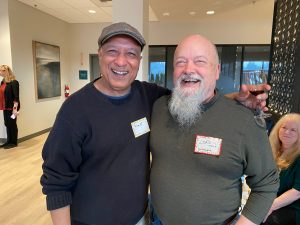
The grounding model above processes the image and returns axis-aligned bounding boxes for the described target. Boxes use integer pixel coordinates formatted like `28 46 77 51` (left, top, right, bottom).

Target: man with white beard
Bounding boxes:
150 34 279 225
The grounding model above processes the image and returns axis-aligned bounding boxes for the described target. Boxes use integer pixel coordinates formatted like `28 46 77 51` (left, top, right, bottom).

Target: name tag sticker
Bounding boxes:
131 117 150 138
194 135 222 156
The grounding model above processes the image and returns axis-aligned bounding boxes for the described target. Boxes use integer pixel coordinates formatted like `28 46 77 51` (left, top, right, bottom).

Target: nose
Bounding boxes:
114 53 127 67
183 60 195 74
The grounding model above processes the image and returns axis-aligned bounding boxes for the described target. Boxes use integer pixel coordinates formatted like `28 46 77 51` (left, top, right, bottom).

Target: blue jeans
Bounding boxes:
149 195 163 225
150 204 163 225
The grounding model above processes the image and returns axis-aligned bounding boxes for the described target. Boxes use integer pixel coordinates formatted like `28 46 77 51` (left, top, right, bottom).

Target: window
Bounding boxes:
148 47 166 87
242 46 270 77
148 45 271 94
216 46 242 94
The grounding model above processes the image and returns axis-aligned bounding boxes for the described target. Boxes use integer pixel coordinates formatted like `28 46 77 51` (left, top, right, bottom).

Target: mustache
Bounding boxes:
176 73 203 86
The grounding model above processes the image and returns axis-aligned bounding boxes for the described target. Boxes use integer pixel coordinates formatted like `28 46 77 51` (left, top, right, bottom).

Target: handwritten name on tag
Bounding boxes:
194 135 222 156
131 117 150 138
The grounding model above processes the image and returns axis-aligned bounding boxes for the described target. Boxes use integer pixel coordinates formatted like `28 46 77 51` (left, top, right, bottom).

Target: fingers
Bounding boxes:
262 83 271 91
258 100 266 107
256 92 269 112
257 99 269 112
240 84 249 94
257 92 268 101
238 84 250 100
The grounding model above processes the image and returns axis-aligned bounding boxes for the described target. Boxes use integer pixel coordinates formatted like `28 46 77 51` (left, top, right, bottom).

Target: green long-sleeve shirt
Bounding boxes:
150 92 279 225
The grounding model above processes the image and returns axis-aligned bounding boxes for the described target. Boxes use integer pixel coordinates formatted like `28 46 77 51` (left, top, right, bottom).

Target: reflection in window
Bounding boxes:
149 47 166 87
149 62 166 87
243 61 269 73
242 46 270 81
216 46 242 94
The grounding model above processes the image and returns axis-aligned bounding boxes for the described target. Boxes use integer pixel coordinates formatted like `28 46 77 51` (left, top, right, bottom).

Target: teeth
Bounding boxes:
112 69 128 75
183 79 199 82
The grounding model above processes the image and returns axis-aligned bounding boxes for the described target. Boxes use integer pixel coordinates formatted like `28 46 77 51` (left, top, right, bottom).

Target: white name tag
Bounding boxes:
131 117 150 138
194 135 222 156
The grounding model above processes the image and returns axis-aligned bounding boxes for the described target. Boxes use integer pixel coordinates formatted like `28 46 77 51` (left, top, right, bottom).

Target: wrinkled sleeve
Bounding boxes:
40 113 84 211
242 119 279 224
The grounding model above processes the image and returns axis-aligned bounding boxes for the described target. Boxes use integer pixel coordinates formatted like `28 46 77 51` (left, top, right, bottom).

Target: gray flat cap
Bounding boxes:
98 22 146 50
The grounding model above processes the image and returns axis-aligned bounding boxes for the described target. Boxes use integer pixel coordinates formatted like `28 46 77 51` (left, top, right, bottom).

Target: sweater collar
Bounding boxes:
201 89 219 111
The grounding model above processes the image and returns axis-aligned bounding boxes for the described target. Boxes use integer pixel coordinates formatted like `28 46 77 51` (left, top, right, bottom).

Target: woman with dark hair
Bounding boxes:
262 113 300 225
0 65 20 149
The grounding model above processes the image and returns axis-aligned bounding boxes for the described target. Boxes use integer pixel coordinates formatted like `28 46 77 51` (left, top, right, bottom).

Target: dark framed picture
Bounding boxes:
33 41 61 99
79 70 88 80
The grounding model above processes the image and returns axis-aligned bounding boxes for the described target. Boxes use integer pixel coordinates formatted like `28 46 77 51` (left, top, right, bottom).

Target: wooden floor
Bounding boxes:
0 133 52 225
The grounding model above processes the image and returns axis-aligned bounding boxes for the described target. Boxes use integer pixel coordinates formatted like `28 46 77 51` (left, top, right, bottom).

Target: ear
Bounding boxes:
215 63 221 80
98 48 102 58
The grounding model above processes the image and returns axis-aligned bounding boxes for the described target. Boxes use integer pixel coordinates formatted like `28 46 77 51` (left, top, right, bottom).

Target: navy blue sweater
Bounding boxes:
41 79 169 225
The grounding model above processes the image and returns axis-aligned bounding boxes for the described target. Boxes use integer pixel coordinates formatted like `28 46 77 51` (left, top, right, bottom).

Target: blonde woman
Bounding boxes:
0 65 20 149
262 113 300 225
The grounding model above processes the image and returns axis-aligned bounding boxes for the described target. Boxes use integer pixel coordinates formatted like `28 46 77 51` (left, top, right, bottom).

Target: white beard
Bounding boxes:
169 73 207 128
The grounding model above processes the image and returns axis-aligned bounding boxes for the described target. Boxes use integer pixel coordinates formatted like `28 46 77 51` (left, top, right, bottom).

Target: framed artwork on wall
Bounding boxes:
32 41 61 99
79 70 88 80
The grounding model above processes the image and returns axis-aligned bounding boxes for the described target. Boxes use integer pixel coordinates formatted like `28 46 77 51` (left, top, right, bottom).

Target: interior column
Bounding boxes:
113 0 149 81
0 0 12 140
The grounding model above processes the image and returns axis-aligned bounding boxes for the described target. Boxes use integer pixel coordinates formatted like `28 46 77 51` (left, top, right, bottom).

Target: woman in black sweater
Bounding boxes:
0 65 20 149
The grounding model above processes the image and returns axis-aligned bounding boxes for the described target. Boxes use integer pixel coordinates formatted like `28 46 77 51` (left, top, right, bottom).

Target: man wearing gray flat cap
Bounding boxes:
41 22 167 225
40 22 270 225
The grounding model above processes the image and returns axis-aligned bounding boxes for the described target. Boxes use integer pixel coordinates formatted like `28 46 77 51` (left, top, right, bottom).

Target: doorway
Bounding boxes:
89 54 100 81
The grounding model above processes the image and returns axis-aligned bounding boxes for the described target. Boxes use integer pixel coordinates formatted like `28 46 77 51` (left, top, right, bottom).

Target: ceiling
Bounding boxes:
16 0 264 23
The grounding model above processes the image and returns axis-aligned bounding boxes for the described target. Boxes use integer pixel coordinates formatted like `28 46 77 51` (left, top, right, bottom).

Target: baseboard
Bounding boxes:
18 128 51 143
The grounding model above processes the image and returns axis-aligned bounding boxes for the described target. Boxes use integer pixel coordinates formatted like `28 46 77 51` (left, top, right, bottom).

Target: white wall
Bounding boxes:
8 0 70 138
68 23 110 89
3 0 274 139
149 0 274 45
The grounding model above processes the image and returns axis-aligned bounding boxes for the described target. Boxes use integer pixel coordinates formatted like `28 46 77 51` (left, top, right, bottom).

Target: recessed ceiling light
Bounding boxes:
189 11 196 16
163 12 170 16
206 10 215 15
89 10 96 14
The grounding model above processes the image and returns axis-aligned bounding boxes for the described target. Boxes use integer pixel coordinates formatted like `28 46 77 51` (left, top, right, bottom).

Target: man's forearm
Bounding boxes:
50 206 71 225
235 214 257 225
224 92 237 100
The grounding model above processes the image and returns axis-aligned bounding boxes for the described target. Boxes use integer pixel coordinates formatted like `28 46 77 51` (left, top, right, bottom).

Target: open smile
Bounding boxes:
182 78 201 84
181 77 202 88
112 69 128 76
